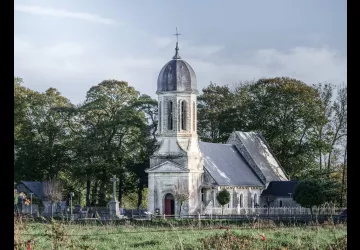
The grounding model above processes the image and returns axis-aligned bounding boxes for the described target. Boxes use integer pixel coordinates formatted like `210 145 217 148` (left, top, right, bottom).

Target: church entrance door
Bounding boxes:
164 193 175 215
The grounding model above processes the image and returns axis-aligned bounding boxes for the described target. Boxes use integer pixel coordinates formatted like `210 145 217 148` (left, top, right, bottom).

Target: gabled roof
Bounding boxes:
17 181 46 200
227 131 288 184
261 181 299 197
199 141 264 187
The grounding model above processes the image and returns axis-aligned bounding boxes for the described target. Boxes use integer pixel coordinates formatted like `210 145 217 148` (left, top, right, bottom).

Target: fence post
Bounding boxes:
163 214 166 220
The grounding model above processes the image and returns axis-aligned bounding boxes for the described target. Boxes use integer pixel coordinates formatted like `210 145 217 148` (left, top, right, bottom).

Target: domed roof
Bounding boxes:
157 43 197 93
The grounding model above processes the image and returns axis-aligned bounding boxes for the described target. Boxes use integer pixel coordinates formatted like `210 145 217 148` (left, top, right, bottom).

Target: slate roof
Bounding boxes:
261 181 299 197
17 181 46 200
232 131 288 182
157 57 197 93
199 141 264 187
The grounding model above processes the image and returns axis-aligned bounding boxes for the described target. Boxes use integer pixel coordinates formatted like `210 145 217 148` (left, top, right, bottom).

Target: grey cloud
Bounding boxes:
14 4 120 25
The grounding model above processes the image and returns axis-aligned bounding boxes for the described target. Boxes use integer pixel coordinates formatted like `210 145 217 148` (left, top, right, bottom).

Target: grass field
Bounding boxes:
15 218 347 249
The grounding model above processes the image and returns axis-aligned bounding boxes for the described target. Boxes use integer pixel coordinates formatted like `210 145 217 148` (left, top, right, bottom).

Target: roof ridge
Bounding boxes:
256 132 289 180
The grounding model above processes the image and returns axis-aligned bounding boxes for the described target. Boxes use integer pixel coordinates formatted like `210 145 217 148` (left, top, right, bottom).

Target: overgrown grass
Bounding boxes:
15 217 347 249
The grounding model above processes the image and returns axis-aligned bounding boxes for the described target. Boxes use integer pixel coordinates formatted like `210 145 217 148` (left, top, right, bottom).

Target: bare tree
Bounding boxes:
262 194 276 215
43 179 63 217
340 141 347 207
172 180 191 216
327 84 347 170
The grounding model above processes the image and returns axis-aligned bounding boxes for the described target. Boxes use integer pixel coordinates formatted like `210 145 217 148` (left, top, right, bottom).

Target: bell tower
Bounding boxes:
146 28 204 216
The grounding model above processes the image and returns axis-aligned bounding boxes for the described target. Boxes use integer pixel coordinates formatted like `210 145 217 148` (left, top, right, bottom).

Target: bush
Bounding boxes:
216 189 230 215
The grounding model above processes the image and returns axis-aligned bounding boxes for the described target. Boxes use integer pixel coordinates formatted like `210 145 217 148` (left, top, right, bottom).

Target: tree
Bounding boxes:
326 84 347 171
14 78 74 181
43 179 64 217
219 77 326 179
312 83 334 170
216 189 230 215
78 80 146 206
340 142 347 207
293 179 340 218
262 194 276 215
197 82 234 143
293 180 322 218
130 94 158 208
172 180 190 216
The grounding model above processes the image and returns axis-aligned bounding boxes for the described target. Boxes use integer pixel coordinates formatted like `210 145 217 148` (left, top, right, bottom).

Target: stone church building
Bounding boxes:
146 40 297 216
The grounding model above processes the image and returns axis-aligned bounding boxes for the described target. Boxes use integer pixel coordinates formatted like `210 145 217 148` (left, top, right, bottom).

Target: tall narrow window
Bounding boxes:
254 194 258 207
158 101 161 132
193 102 196 131
240 194 243 208
279 200 283 207
181 101 186 130
168 101 173 130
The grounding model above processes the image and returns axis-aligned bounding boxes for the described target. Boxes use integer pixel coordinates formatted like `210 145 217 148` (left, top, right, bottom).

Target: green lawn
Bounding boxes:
15 220 347 250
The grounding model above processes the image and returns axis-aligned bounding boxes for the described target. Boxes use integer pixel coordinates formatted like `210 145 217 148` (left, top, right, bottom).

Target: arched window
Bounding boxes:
159 101 161 132
254 193 258 207
240 193 243 208
201 188 205 202
193 102 196 131
168 101 173 130
279 200 283 207
181 101 186 130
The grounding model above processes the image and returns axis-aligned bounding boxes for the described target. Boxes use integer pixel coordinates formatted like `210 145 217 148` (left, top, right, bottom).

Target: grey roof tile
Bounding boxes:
199 141 264 187
261 181 299 197
234 132 288 182
19 181 46 200
157 59 197 93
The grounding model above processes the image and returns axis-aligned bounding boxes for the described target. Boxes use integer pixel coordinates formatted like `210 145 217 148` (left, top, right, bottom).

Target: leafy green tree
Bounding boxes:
222 77 326 179
198 82 234 143
130 94 158 208
216 189 230 215
293 179 340 218
14 78 74 181
78 80 147 206
293 180 323 218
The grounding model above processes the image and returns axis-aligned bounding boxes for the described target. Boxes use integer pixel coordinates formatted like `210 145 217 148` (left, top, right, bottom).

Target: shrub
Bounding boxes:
216 189 230 215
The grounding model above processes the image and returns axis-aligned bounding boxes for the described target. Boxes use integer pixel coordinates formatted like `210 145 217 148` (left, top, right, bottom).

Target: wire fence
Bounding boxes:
17 205 346 222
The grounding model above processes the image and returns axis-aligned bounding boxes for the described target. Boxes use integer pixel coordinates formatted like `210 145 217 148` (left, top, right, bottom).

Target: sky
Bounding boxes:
14 0 347 104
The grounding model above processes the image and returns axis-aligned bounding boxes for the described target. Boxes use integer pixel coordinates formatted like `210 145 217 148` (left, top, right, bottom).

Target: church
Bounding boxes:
145 36 298 216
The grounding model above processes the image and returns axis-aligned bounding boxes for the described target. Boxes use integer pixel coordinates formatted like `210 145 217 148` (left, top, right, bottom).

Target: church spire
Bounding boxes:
173 27 181 59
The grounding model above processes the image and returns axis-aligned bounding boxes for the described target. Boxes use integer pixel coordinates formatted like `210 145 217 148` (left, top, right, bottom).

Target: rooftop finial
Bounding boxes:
173 27 181 59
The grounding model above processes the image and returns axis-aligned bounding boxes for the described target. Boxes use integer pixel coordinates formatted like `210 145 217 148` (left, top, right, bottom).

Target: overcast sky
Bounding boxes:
14 0 347 104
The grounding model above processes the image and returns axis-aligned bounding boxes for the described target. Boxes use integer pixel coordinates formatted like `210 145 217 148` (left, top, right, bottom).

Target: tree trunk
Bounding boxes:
267 202 270 215
98 179 106 207
222 206 224 215
137 180 144 208
340 142 347 207
78 187 81 205
179 202 182 216
86 177 91 207
118 172 124 207
91 180 98 206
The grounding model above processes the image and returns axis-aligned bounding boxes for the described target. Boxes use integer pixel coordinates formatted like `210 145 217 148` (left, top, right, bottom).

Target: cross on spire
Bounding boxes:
172 27 181 59
173 27 181 43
